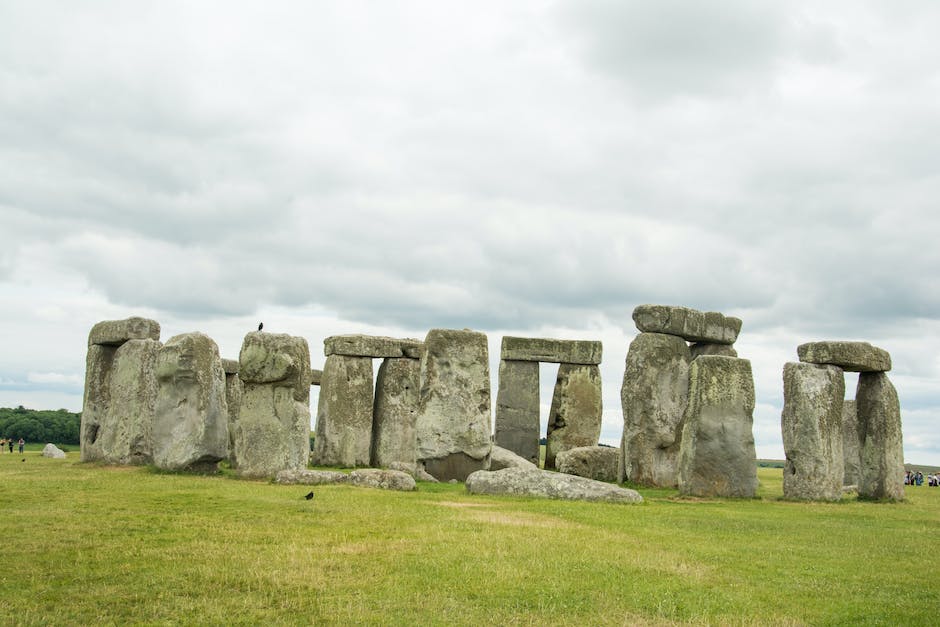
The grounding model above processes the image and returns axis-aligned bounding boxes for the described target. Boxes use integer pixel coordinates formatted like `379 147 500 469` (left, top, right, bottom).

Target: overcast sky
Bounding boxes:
2 1 938 464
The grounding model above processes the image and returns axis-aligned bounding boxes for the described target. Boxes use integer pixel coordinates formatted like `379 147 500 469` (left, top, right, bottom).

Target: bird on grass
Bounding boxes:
304 491 314 500
258 322 264 331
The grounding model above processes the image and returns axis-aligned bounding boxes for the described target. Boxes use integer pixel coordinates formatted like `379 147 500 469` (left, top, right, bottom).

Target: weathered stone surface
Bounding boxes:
466 467 643 504
371 357 420 467
633 305 741 344
557 446 620 482
309 369 322 386
275 469 349 485
856 373 904 500
415 329 492 481
88 316 161 346
312 354 374 467
153 333 229 471
842 400 861 486
545 364 602 469
620 333 691 487
494 360 540 464
324 335 424 358
797 341 891 372
677 356 758 497
500 336 603 365
221 358 239 375
224 371 243 465
690 343 738 359
234 332 311 478
81 339 161 465
349 469 417 491
42 443 66 459
781 362 845 501
489 445 538 471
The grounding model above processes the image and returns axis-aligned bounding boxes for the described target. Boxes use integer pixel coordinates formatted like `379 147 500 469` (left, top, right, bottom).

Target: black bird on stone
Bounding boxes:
304 491 314 500
258 322 264 331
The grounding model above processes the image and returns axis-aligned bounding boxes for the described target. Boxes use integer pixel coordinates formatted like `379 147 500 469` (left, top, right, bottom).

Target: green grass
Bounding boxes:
2 453 939 625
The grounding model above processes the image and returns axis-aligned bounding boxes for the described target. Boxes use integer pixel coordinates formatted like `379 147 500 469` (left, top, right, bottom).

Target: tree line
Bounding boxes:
0 406 81 445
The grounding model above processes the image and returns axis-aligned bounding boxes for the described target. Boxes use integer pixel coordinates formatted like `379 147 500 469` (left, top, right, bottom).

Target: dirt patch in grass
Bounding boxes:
433 501 491 509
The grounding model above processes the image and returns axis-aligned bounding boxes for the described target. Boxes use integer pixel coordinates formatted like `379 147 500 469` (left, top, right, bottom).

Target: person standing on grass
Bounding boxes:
7 438 12 454
0 438 5 453
17 438 24 454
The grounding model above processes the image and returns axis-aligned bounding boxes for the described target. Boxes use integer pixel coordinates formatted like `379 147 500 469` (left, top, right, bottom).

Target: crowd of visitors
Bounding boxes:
0 438 24 454
904 470 939 486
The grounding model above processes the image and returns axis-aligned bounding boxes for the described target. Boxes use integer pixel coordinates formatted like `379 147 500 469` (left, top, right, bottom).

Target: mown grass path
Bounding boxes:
1 452 938 625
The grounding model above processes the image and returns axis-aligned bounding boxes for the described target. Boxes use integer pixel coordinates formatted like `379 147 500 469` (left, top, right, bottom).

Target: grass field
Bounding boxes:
2 450 938 625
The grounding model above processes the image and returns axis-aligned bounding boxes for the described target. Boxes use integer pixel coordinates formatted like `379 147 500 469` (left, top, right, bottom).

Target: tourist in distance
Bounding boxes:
17 438 24 454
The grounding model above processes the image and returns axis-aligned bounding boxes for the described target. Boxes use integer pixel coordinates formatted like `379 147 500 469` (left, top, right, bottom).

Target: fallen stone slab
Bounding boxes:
275 469 349 485
42 443 66 459
500 336 603 365
348 469 417 491
489 445 538 471
274 468 416 491
465 467 642 504
797 341 891 372
88 316 161 347
557 446 619 482
633 305 741 344
324 335 424 359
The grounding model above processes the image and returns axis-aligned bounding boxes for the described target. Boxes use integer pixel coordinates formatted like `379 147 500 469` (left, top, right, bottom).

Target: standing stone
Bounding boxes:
494 360 540 465
415 329 492 481
677 356 758 498
856 373 904 500
81 339 161 464
842 400 861 486
152 333 229 471
781 362 845 501
545 364 602 470
371 357 420 467
619 333 691 487
222 360 243 466
235 331 311 478
312 354 374 467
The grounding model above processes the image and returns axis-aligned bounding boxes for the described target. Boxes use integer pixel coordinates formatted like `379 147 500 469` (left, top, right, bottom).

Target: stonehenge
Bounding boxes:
494 336 603 467
79 310 908 506
781 341 903 501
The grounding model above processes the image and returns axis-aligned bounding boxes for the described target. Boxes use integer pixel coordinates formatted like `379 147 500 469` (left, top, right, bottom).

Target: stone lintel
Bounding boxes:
632 305 741 344
500 336 602 365
797 341 891 372
222 358 239 375
324 335 424 359
88 317 161 346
